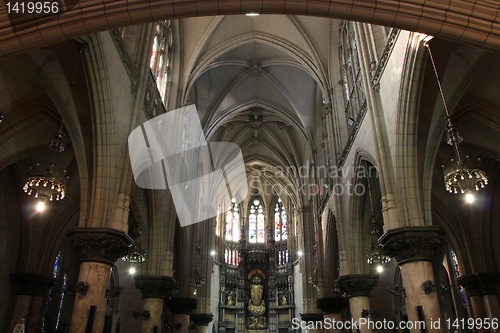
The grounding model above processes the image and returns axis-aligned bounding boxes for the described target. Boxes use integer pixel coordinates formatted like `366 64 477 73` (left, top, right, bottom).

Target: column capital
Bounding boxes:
134 276 177 299
190 313 213 326
457 272 500 296
316 297 348 314
67 227 133 266
335 274 378 298
10 273 55 296
166 297 198 314
300 313 324 322
379 226 445 265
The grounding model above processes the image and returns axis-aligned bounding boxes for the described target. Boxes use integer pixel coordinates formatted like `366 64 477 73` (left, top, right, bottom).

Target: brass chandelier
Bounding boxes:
425 42 488 201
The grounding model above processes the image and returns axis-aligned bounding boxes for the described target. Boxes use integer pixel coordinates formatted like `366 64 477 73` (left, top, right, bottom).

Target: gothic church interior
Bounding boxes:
0 1 499 333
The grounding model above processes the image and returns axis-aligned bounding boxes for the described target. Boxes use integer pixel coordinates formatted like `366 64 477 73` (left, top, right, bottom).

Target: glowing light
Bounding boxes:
210 250 216 256
246 13 259 16
297 251 303 257
465 192 475 203
376 265 384 273
129 266 136 275
36 201 46 212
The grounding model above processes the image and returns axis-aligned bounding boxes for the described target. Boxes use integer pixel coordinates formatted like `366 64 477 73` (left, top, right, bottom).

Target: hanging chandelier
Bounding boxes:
23 164 68 206
367 217 391 265
122 243 146 264
425 42 488 201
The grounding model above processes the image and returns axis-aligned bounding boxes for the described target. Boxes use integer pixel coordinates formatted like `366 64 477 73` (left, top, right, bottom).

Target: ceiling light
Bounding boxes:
36 201 46 212
376 265 383 273
24 164 68 202
297 251 303 257
129 266 136 275
210 250 216 256
246 13 259 16
465 192 475 204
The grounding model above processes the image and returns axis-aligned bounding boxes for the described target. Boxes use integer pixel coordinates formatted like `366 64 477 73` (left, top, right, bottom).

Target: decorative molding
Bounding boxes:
10 273 55 296
336 274 378 298
109 29 139 93
143 71 167 119
337 101 368 169
134 276 177 299
166 297 198 314
316 297 348 314
458 273 500 296
191 313 214 326
371 29 400 92
67 227 133 266
379 226 445 265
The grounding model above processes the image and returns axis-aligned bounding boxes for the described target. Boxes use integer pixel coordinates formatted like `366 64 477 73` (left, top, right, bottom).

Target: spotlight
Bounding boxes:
210 250 216 256
376 265 383 273
465 192 475 203
36 201 46 212
297 251 303 257
129 266 136 275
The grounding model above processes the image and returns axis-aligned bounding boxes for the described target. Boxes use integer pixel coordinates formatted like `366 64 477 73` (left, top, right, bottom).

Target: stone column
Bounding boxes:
135 276 177 333
336 275 378 333
166 298 197 333
190 314 213 333
458 273 500 333
380 226 445 333
9 273 55 333
317 297 349 333
67 227 132 333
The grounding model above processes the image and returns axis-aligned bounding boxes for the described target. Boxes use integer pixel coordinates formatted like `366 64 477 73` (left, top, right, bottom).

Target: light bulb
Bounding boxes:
36 201 46 212
297 251 303 257
210 250 216 256
129 266 136 275
376 265 383 273
465 192 475 203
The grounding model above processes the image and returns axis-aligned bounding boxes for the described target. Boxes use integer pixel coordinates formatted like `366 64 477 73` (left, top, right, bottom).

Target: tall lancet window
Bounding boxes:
149 20 172 101
249 198 265 243
339 20 366 130
274 198 288 241
450 248 467 309
225 198 240 242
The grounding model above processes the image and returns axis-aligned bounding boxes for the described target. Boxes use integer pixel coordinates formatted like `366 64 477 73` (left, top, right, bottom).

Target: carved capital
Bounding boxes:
335 275 378 298
316 297 348 314
10 273 55 296
300 313 324 322
166 297 198 314
190 313 213 326
134 276 177 299
379 226 445 265
67 227 133 266
458 273 500 296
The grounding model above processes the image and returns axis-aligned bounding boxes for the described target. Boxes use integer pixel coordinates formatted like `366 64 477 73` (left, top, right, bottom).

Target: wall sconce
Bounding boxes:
421 280 436 294
361 309 370 318
64 282 90 296
132 311 151 320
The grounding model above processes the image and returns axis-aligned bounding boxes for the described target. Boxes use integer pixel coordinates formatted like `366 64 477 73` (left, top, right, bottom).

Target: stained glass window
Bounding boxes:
55 274 67 330
274 198 288 241
450 248 467 309
149 21 172 101
225 199 240 242
41 251 62 332
249 199 265 243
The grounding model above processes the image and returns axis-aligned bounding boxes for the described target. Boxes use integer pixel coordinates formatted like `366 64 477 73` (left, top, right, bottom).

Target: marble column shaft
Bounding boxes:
317 297 349 333
166 298 197 333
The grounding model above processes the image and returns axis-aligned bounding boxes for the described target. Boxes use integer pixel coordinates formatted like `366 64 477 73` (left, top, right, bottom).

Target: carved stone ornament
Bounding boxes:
134 275 177 299
457 273 500 296
166 297 198 315
190 313 214 326
10 273 55 296
316 297 348 315
379 226 445 265
67 227 133 266
335 274 378 298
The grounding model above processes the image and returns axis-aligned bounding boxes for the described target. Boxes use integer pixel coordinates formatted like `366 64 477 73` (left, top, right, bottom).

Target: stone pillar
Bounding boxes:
134 276 177 333
9 273 55 333
380 226 445 333
67 227 132 333
317 297 348 333
166 298 197 333
336 275 378 333
190 313 213 333
458 273 500 333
